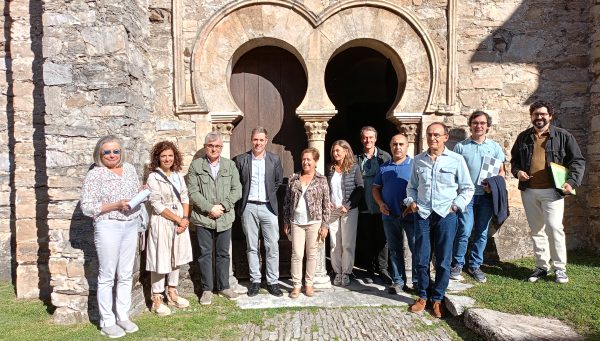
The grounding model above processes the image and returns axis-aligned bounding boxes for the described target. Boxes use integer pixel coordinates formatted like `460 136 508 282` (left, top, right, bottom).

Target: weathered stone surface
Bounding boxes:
81 26 127 55
464 308 583 341
43 62 73 85
444 294 476 317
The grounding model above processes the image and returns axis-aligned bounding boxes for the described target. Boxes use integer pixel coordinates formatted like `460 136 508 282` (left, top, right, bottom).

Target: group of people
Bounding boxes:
80 99 584 338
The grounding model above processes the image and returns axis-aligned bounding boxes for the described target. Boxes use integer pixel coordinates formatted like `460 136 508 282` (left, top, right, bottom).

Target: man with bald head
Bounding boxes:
404 122 474 318
372 134 417 294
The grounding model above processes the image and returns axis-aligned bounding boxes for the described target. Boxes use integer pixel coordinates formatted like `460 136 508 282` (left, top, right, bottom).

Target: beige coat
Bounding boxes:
145 170 193 274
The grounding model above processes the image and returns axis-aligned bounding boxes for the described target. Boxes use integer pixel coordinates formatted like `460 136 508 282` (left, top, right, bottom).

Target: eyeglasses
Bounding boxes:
391 143 405 147
205 144 223 150
102 149 121 155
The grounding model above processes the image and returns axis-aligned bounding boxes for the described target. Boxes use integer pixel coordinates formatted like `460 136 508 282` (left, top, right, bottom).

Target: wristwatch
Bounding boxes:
451 204 458 212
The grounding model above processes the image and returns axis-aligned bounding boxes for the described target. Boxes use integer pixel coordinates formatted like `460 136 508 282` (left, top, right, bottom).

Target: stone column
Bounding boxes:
398 123 420 157
212 122 234 158
304 121 331 288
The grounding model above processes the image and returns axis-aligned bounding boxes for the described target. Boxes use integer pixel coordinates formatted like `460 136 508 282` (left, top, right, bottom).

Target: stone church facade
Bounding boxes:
1 0 599 324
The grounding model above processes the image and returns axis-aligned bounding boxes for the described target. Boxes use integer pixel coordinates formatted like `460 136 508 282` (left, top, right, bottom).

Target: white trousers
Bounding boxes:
94 219 138 327
328 208 359 274
521 188 567 271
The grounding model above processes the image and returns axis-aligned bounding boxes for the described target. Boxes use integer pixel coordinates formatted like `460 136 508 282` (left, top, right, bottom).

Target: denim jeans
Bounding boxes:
382 215 416 286
415 212 458 302
453 194 493 269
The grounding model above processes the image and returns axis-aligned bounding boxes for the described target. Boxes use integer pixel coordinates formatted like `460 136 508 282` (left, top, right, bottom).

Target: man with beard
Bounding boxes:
510 100 585 284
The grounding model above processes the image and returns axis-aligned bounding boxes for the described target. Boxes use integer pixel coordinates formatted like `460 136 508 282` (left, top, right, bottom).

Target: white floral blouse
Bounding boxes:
80 162 142 222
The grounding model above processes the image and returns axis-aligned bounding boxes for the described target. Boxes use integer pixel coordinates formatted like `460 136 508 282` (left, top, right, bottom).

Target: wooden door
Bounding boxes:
229 46 308 278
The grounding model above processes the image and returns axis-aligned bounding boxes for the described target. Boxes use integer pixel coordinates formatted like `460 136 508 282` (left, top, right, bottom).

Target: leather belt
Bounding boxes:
247 200 268 205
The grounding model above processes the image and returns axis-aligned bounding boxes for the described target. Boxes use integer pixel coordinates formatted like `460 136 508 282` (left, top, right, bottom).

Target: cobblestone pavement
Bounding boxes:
238 307 454 341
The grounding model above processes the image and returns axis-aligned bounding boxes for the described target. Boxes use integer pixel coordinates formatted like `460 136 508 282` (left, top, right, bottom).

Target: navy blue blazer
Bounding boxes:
233 151 283 216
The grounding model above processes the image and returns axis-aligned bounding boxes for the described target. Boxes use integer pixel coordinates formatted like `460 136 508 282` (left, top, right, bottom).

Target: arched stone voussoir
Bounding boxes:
192 2 313 117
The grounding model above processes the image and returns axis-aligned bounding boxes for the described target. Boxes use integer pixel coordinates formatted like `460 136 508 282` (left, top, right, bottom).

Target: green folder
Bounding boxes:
550 162 576 195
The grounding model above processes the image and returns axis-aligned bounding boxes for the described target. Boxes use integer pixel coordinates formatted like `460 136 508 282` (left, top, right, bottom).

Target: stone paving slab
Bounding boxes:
239 307 453 341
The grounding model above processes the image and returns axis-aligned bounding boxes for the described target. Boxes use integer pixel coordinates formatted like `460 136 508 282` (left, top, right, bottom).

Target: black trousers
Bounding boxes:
358 212 389 274
196 226 231 292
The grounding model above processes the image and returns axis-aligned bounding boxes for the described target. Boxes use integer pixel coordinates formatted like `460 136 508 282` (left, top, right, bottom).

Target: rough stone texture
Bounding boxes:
444 294 476 317
239 307 454 341
1 0 599 325
464 308 583 341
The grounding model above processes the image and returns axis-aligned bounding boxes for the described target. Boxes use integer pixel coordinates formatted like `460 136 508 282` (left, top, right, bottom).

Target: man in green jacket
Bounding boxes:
188 131 242 305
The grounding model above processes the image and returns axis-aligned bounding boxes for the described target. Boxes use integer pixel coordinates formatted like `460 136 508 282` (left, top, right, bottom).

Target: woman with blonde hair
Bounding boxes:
327 140 364 286
146 141 192 316
80 135 143 338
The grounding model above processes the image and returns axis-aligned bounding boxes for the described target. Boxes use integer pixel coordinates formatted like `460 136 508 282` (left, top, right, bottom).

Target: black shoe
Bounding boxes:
266 283 283 297
247 282 261 297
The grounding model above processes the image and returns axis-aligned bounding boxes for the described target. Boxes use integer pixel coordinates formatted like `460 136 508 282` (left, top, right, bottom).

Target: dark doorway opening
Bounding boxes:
324 47 401 161
229 46 308 279
324 46 402 274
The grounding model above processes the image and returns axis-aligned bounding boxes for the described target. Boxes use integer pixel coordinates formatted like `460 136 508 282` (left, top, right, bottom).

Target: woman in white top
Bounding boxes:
80 135 143 338
146 141 193 316
283 148 331 298
327 140 364 287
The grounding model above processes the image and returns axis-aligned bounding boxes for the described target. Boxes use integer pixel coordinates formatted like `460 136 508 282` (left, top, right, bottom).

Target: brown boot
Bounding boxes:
304 285 314 297
432 301 443 318
289 287 301 299
167 287 190 308
409 297 427 313
151 293 171 316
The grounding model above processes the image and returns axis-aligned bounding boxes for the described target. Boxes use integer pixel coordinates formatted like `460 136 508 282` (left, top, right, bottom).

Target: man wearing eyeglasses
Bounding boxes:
233 127 284 297
372 134 417 295
405 122 474 318
450 111 506 284
187 132 242 305
510 100 585 284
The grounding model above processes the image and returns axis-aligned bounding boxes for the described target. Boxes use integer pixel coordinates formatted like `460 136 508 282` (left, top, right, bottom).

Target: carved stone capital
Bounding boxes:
304 121 329 141
398 123 419 143
212 123 234 141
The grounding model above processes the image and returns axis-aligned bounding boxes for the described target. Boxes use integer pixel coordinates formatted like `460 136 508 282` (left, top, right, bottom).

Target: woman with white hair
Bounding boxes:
80 135 143 338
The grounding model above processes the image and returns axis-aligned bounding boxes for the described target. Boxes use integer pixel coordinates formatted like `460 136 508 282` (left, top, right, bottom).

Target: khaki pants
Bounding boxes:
521 188 567 271
290 222 321 288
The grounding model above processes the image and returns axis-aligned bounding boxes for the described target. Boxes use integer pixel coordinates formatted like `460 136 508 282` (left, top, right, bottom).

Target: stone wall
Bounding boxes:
42 0 157 323
1 0 598 325
589 1 600 250
451 0 592 255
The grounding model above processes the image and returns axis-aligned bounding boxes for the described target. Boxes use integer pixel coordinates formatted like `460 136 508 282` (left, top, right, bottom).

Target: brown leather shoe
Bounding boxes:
304 285 314 297
432 301 443 318
409 297 427 313
289 287 301 299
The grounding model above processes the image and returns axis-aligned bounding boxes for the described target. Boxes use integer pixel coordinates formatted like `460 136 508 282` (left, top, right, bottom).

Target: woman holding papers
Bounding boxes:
80 135 144 338
145 141 192 316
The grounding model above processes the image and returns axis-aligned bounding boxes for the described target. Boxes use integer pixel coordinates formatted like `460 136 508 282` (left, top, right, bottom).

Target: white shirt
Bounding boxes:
330 171 343 207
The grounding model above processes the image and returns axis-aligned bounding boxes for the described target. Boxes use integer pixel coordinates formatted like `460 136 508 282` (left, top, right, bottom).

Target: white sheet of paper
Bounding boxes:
128 188 151 209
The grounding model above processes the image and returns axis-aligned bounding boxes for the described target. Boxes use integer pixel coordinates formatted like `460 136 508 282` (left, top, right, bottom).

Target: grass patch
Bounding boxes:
463 249 600 339
0 283 290 340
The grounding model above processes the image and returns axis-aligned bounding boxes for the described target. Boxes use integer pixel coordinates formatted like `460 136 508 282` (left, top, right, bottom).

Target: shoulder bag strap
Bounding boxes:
154 171 182 203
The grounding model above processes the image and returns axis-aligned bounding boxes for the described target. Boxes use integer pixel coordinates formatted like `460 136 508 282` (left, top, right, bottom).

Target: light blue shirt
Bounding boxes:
404 147 474 219
454 138 505 195
248 153 268 202
208 157 220 179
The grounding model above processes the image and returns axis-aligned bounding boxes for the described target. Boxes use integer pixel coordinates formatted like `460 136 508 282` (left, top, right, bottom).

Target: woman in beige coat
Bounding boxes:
146 141 193 316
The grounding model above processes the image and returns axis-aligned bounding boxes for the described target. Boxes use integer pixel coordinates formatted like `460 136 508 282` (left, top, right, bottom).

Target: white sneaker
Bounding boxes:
333 273 342 286
555 269 569 284
100 325 126 339
341 273 351 286
116 320 139 334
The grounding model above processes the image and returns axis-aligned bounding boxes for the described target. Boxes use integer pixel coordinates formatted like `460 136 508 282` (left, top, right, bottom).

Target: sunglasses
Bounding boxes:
102 149 121 155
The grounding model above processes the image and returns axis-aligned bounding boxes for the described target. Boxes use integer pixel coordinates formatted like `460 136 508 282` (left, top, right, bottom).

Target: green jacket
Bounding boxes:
187 156 242 231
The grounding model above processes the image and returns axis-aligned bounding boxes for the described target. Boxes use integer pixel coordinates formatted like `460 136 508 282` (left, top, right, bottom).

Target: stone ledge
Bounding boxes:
464 308 583 341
